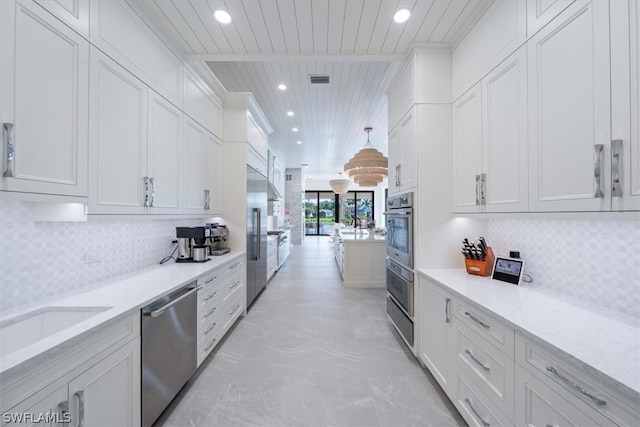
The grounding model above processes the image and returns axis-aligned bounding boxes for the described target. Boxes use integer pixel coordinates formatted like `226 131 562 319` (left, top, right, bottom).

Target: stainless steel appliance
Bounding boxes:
206 223 230 255
384 192 414 348
386 258 414 346
176 226 211 263
247 165 268 307
141 282 200 427
384 192 413 269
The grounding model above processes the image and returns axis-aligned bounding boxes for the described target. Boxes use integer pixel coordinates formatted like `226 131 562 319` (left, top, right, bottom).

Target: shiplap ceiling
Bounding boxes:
136 0 491 179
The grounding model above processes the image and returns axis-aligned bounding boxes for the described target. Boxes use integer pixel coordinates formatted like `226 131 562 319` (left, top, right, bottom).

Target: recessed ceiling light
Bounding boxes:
287 111 294 116
297 141 302 145
292 127 298 132
214 10 231 24
278 84 287 91
393 8 411 23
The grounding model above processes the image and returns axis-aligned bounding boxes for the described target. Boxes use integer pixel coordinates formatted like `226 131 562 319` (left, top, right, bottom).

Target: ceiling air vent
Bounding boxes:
309 75 330 85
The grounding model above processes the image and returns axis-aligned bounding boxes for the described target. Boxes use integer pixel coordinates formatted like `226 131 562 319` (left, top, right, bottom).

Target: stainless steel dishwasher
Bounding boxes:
141 281 200 427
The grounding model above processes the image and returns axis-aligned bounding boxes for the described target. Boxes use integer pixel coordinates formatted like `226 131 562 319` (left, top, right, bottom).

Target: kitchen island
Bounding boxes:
333 230 386 288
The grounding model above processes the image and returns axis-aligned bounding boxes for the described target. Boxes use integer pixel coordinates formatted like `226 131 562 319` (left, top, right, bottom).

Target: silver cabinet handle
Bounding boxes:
546 366 606 406
204 306 216 318
230 262 240 270
479 173 486 205
464 398 489 426
465 349 490 371
74 390 85 427
149 177 155 207
611 139 623 197
204 338 217 352
229 304 241 316
204 291 217 301
594 144 604 198
204 322 217 335
475 174 481 205
465 311 490 329
58 400 69 422
204 276 217 285
445 298 451 323
204 188 210 210
3 123 14 177
395 164 401 187
229 280 242 291
143 177 152 207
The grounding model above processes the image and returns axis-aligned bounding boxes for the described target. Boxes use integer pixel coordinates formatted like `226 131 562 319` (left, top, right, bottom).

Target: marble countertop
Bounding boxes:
419 268 640 399
339 231 386 242
0 251 245 380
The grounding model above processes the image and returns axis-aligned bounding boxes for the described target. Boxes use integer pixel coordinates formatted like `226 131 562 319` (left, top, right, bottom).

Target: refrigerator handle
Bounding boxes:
256 208 262 260
253 208 259 260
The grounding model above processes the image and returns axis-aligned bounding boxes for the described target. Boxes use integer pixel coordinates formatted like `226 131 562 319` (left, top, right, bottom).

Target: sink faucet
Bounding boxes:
353 217 362 228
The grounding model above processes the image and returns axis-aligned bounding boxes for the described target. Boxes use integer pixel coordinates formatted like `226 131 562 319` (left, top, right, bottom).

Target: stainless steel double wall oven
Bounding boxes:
384 192 414 347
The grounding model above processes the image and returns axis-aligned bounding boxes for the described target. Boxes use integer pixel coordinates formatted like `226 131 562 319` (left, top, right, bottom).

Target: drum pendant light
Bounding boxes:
329 172 351 194
343 127 388 187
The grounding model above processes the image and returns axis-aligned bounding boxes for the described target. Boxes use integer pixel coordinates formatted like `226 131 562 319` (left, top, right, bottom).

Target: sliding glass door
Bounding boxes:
305 191 374 235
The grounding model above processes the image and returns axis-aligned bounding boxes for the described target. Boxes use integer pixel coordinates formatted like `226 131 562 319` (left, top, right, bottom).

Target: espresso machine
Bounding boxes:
206 223 230 255
176 226 211 262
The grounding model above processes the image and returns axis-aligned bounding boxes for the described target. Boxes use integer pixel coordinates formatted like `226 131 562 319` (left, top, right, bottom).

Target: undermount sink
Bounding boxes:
0 306 111 358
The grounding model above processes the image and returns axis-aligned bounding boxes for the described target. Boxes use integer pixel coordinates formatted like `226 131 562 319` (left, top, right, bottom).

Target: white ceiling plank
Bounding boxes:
259 0 288 53
414 0 452 41
366 0 397 54
217 0 252 53
294 1 314 54
276 0 300 54
241 0 274 53
393 0 435 52
188 0 232 54
354 1 381 54
446 0 493 46
311 0 329 54
142 1 195 54
152 0 204 53
174 0 220 54
380 0 411 54
341 0 364 54
430 0 470 43
327 0 347 54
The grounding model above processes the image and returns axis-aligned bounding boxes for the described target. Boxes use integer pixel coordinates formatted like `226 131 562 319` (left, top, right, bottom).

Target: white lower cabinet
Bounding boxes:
341 240 386 288
418 276 453 392
1 313 141 427
267 238 277 280
453 370 514 427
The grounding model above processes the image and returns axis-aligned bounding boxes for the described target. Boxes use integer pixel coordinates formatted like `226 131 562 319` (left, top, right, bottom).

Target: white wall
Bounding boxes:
0 200 217 312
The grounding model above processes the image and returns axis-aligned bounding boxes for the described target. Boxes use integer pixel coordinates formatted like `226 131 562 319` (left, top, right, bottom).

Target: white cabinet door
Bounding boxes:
526 0 576 37
88 48 147 214
388 108 417 194
147 92 181 213
205 132 223 215
183 118 207 213
418 277 452 392
452 84 483 213
611 0 640 211
482 47 528 212
5 383 69 426
1 0 89 198
68 337 141 427
34 0 90 37
527 0 611 212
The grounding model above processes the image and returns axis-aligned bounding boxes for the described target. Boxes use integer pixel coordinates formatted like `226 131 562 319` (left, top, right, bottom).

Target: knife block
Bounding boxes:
464 246 495 277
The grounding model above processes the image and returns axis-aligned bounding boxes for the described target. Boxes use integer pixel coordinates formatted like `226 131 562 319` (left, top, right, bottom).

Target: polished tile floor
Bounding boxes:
158 238 466 427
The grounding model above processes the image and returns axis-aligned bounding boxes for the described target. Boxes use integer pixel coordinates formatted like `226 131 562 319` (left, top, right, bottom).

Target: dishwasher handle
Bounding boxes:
143 284 202 318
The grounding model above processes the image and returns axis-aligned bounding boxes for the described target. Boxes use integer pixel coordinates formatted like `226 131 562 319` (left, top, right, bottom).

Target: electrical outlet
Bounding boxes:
84 252 100 264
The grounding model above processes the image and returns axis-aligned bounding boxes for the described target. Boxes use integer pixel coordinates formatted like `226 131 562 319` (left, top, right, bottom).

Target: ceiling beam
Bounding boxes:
188 54 407 62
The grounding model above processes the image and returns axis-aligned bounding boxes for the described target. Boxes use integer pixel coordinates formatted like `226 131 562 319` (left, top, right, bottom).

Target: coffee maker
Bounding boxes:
176 226 211 262
206 223 230 255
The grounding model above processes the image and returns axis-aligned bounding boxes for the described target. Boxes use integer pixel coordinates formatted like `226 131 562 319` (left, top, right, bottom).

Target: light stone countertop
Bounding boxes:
339 231 386 242
419 268 640 400
0 251 245 381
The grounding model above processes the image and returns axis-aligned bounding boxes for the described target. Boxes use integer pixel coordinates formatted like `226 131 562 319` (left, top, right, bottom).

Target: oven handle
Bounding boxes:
384 210 412 216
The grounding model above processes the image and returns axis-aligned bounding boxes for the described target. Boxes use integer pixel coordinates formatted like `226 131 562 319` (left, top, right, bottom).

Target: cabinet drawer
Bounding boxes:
454 319 515 420
515 365 610 426
516 334 640 426
222 277 244 306
453 370 513 427
221 294 244 335
455 300 514 357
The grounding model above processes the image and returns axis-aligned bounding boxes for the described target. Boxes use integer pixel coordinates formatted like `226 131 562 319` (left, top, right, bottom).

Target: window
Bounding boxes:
304 191 375 235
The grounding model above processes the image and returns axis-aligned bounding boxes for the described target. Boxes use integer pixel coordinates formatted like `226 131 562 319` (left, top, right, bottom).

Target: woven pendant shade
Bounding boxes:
343 127 388 187
329 172 351 194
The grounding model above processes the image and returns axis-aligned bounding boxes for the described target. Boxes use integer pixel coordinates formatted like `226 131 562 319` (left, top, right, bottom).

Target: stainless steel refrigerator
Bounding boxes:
246 165 268 307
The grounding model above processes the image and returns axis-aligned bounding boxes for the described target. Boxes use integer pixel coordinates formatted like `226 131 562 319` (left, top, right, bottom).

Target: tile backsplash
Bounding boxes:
486 218 640 318
0 200 207 312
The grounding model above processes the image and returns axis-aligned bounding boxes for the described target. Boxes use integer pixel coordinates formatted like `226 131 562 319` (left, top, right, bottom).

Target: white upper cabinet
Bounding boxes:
89 0 182 105
452 84 483 213
482 47 528 212
526 0 575 37
34 0 90 37
388 107 417 194
527 0 611 212
0 0 89 199
184 66 223 138
452 0 526 101
611 0 640 211
147 92 182 214
88 49 147 214
183 118 207 214
205 132 223 215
